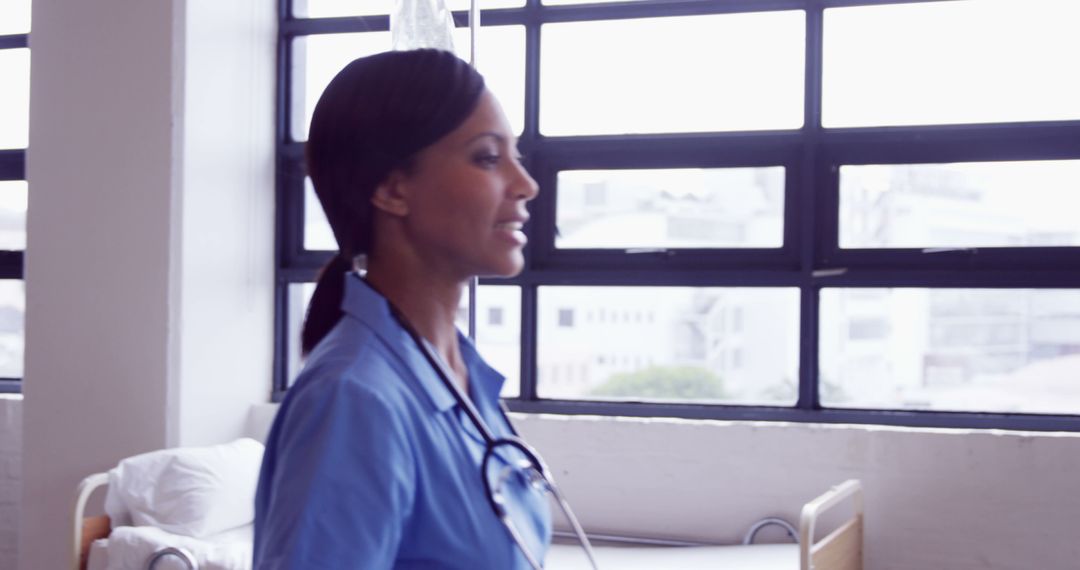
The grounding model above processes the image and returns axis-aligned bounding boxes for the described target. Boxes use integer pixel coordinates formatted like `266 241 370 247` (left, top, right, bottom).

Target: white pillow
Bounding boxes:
104 438 265 538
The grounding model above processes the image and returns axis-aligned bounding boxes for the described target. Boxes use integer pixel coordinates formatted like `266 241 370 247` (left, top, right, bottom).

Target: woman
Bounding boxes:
253 50 550 569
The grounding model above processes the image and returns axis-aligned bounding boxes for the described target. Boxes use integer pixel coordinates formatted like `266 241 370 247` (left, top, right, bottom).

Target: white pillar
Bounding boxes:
21 1 275 567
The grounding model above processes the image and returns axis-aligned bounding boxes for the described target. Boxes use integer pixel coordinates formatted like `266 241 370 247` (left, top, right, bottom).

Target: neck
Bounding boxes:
365 253 470 389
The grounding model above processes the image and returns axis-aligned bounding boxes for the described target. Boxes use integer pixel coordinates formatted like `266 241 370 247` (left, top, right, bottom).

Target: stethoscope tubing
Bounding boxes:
388 301 599 569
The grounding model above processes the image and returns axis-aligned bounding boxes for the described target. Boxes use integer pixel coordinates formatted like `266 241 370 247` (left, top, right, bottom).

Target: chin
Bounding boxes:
479 253 525 278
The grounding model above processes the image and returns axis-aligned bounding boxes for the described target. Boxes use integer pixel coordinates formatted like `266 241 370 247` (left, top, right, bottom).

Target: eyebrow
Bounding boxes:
462 131 515 147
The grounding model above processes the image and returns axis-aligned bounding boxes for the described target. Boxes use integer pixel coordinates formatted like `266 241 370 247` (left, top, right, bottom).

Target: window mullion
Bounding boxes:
797 5 826 411
519 285 539 401
0 150 26 181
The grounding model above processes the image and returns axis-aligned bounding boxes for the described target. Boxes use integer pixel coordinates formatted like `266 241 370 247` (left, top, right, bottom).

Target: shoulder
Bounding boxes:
265 323 422 475
291 316 413 406
254 323 421 567
266 322 427 462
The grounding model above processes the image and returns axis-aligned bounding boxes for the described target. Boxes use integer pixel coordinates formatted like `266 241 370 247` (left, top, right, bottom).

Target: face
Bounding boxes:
387 89 539 279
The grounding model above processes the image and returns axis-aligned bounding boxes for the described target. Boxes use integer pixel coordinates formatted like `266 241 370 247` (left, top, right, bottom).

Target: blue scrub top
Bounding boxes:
254 274 552 569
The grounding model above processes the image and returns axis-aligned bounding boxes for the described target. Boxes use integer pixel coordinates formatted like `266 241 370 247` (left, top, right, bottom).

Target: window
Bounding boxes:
0 0 30 393
276 0 1080 431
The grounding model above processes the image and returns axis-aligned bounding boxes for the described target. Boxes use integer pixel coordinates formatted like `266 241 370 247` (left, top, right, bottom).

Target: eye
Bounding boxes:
472 151 501 168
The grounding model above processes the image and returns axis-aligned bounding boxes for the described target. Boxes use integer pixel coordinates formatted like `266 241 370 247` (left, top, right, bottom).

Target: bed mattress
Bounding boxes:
545 542 799 569
85 524 252 570
89 530 797 569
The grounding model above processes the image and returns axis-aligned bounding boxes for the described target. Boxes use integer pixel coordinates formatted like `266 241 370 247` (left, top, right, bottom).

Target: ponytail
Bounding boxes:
301 254 353 356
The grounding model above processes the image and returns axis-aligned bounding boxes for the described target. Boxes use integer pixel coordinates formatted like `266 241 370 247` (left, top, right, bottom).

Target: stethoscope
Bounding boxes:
386 301 600 570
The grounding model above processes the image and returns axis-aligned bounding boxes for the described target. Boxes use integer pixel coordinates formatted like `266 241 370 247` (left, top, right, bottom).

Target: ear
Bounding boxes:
370 170 410 217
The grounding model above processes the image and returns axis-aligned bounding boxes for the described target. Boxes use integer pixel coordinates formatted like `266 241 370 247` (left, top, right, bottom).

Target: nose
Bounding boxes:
511 160 539 202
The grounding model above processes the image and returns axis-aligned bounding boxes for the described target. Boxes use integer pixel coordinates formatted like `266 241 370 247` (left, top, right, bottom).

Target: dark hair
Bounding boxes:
301 49 486 355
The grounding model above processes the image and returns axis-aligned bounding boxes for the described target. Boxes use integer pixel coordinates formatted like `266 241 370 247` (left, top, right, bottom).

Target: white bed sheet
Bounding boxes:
87 538 111 570
85 524 252 570
545 542 799 570
88 529 797 570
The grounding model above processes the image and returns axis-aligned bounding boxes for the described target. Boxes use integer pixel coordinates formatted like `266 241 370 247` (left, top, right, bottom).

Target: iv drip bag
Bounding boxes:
391 0 457 53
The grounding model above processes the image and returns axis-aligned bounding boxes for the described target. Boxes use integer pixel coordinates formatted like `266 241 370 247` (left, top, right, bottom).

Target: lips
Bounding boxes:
494 221 525 231
493 217 529 246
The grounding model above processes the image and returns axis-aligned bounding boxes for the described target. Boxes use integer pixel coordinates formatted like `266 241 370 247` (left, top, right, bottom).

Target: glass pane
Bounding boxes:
304 178 336 251
288 282 465 382
820 288 1080 415
0 280 25 378
286 283 316 385
454 26 525 136
556 167 784 249
0 48 31 150
293 31 392 142
295 0 523 19
840 160 1080 249
823 1 1080 128
294 26 524 141
538 287 799 404
288 281 518 397
541 12 805 135
0 181 28 250
476 285 520 398
0 0 31 35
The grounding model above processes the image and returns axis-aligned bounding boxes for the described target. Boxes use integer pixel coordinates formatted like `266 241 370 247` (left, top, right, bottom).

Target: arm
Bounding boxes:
254 373 417 569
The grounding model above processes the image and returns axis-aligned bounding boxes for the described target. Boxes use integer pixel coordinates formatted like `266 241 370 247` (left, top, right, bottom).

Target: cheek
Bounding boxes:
414 179 493 241
441 175 498 221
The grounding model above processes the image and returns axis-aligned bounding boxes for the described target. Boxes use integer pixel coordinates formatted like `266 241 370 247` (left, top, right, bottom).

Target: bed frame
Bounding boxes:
74 473 863 570
800 479 864 570
73 473 110 570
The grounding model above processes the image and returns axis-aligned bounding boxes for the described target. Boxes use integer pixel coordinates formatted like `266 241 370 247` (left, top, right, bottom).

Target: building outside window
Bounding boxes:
557 308 574 328
276 0 1080 431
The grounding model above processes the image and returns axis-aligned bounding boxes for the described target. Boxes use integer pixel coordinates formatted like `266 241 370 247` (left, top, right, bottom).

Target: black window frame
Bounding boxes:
0 30 29 394
274 0 1080 431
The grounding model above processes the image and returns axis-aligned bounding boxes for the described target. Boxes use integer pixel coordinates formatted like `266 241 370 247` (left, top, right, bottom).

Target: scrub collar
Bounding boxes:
339 272 507 413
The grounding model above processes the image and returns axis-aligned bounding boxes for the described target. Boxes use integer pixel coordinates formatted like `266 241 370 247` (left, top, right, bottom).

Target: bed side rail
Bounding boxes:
73 472 110 570
799 479 863 570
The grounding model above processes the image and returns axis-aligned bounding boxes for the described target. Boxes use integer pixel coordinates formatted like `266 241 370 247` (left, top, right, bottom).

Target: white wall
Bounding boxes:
20 1 275 568
173 0 275 447
513 414 1080 570
0 396 20 570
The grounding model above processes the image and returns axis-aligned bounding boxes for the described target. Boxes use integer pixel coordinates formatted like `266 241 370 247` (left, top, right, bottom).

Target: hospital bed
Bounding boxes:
74 441 862 570
74 439 261 570
545 479 863 570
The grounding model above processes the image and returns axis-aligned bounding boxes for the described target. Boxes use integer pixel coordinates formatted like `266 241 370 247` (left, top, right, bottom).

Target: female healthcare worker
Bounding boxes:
252 49 555 569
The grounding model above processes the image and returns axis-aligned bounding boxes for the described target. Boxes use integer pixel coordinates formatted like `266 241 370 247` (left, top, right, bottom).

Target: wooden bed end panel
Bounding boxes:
79 516 111 570
810 514 863 570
